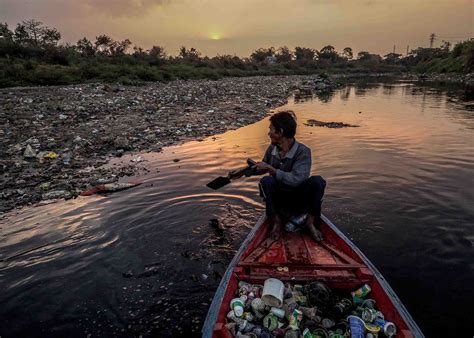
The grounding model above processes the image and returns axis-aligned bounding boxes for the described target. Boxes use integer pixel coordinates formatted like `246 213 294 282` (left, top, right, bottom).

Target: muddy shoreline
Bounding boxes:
0 75 340 213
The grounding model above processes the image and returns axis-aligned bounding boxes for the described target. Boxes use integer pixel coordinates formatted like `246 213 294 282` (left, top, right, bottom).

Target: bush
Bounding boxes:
0 60 27 87
1 30 472 89
462 41 474 72
27 64 80 85
23 59 37 70
43 46 71 65
134 66 162 81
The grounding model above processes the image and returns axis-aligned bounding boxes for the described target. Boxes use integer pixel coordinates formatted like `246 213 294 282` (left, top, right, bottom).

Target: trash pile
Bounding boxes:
225 278 397 338
1 75 336 212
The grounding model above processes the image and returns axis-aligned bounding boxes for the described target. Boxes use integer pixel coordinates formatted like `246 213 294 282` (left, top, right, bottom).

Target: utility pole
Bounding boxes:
406 45 409 55
429 33 436 48
393 45 396 53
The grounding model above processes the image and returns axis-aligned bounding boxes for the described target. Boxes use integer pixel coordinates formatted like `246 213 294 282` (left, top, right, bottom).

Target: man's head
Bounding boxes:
268 111 297 145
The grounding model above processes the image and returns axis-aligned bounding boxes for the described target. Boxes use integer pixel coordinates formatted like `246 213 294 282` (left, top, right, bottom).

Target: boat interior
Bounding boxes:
211 220 414 337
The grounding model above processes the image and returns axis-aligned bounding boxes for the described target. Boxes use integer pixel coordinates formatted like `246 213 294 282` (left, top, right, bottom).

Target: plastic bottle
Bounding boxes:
351 284 371 299
285 214 308 232
230 296 247 317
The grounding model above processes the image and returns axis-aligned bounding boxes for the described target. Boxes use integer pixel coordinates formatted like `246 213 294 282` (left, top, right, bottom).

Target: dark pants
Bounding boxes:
259 175 326 219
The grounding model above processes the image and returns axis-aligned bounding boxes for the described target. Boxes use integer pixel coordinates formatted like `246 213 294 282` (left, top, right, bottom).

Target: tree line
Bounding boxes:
0 20 473 87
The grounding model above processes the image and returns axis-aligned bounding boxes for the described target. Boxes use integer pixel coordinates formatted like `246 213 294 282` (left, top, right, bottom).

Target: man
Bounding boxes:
254 110 326 241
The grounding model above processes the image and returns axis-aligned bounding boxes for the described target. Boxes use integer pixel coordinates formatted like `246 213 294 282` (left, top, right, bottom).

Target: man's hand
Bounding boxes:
255 162 276 176
228 169 244 179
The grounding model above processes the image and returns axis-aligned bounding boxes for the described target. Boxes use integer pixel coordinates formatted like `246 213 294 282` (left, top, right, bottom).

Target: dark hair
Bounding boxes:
270 111 297 138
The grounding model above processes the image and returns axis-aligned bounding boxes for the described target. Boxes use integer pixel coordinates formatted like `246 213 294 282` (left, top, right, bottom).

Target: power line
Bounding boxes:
437 37 472 40
437 33 472 37
427 33 471 48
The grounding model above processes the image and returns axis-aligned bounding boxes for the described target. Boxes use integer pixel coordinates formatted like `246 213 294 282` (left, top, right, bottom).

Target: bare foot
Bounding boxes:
308 225 323 242
270 215 283 240
305 215 323 242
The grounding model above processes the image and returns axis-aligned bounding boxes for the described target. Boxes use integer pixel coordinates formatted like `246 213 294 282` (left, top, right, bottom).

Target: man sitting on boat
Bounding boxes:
254 110 326 241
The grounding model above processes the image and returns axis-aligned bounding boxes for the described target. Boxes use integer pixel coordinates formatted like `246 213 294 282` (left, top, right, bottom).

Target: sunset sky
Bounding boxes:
0 0 472 57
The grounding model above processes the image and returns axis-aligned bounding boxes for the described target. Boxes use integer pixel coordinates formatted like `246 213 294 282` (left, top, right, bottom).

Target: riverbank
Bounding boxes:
0 75 339 213
404 72 474 85
330 72 474 86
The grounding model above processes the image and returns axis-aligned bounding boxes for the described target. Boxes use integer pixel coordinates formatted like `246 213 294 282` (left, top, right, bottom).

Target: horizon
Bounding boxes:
0 0 472 57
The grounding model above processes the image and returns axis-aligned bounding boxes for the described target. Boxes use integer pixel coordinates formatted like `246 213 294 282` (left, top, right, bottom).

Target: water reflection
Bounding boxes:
314 90 336 103
293 92 314 104
339 86 351 101
0 82 473 337
354 83 380 96
382 84 396 95
293 88 338 104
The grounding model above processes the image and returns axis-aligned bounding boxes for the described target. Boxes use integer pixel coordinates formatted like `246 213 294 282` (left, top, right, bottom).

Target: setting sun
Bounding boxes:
210 32 221 40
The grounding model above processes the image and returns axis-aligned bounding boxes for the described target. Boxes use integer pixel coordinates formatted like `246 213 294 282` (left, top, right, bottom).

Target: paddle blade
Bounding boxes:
206 176 231 190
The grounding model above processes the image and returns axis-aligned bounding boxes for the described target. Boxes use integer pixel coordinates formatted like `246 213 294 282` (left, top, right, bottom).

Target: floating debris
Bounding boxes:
304 119 359 128
80 182 143 196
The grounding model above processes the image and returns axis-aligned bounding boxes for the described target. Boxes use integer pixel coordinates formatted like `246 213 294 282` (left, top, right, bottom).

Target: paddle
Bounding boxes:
207 158 257 190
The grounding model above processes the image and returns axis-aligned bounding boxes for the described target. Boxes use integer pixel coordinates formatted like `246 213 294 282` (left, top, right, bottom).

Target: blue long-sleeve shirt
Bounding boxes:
262 140 312 188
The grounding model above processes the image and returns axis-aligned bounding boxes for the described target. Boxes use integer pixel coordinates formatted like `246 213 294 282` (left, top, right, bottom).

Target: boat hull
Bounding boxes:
202 214 424 338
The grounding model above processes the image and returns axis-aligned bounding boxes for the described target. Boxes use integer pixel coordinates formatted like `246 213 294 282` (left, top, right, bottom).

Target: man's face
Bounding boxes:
268 123 282 145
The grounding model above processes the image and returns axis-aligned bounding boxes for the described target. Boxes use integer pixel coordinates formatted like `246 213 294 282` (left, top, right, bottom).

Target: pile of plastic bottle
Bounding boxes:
225 278 397 338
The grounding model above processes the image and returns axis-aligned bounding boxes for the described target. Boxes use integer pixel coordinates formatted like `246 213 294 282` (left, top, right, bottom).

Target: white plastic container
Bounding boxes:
262 278 284 307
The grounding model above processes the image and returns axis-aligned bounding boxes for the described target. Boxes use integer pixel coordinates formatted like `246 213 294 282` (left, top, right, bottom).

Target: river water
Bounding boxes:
0 81 473 337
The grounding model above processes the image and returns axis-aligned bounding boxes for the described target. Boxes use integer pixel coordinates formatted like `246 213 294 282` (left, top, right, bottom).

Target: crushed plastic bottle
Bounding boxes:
230 296 247 317
285 213 308 232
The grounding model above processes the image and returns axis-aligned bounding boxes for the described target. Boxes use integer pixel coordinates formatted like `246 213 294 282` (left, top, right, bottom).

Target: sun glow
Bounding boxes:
210 33 221 40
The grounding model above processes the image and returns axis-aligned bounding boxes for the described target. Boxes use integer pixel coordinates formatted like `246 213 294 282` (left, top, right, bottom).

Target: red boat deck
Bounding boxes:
205 217 422 338
237 230 371 286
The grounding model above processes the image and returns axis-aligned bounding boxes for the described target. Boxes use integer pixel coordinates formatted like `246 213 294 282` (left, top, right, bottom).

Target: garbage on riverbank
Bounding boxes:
225 279 397 337
2 75 338 212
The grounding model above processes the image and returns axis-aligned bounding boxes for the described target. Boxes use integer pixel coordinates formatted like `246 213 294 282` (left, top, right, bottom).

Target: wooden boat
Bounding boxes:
202 214 424 338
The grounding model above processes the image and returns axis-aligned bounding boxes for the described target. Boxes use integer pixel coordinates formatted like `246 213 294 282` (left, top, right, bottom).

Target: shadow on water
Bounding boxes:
1 81 473 337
